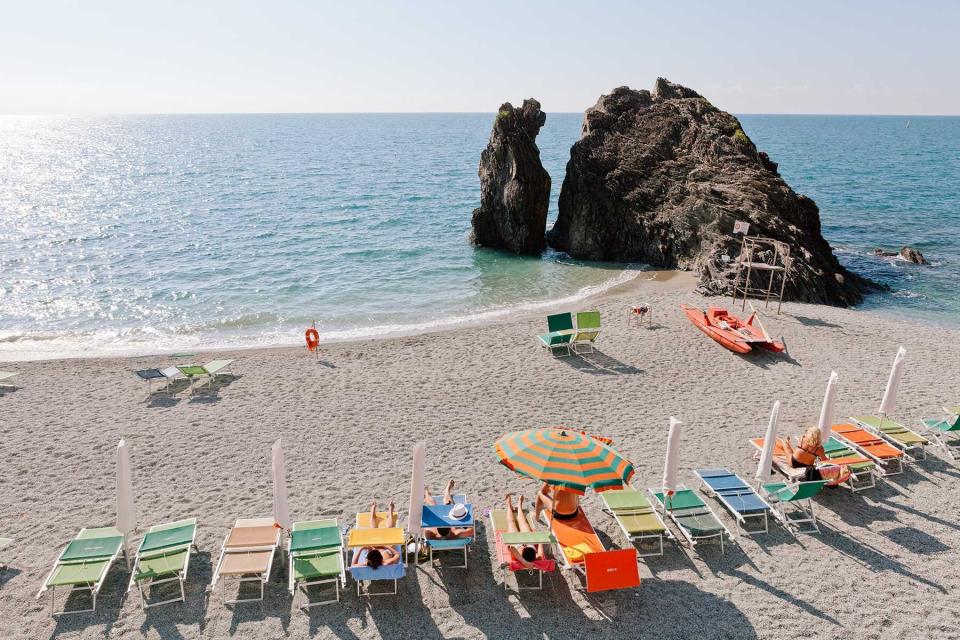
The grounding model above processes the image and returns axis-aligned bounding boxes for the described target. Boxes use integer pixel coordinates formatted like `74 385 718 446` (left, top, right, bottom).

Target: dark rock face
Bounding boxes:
548 79 875 305
470 99 551 255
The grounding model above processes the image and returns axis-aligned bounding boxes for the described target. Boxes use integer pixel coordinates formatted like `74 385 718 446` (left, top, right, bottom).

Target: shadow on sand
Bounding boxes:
558 350 643 376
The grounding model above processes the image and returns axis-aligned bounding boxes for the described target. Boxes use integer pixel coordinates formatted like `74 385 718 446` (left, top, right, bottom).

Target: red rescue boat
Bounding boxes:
680 304 785 354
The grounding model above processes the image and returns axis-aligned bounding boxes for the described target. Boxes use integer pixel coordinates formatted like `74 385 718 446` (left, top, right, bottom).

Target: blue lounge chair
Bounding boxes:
694 469 772 535
420 494 473 569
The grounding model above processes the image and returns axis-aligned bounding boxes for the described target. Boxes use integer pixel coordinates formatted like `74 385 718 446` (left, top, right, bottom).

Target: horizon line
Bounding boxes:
1 111 956 118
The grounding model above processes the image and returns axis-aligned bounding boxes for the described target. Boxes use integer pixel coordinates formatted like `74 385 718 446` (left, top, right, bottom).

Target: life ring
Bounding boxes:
305 328 320 352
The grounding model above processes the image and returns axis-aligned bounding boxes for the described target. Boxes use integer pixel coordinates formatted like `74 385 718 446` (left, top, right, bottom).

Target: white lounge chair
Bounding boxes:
0 371 18 390
134 367 182 394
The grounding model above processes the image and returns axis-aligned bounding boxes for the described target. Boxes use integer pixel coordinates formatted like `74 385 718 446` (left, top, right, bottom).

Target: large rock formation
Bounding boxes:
547 79 874 305
470 99 551 255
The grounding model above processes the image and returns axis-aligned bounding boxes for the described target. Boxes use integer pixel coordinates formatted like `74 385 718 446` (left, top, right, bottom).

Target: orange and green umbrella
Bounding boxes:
494 428 634 494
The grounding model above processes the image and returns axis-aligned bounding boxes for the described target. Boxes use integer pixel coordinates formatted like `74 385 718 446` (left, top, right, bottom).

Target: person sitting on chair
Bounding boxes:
533 482 580 524
352 500 401 569
504 493 546 569
423 480 474 540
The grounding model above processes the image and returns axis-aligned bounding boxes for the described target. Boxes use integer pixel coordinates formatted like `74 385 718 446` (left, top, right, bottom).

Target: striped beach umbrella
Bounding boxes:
494 428 634 494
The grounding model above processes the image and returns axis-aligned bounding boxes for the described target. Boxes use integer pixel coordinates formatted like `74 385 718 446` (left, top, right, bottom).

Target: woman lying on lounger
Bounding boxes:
353 501 401 570
423 480 474 540
534 482 580 524
504 494 546 569
783 426 851 486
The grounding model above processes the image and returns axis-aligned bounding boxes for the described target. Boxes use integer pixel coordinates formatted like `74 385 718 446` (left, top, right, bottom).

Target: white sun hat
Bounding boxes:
449 503 468 519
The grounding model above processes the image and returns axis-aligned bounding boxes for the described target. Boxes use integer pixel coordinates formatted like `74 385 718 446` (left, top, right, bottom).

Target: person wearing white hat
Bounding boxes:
423 480 474 541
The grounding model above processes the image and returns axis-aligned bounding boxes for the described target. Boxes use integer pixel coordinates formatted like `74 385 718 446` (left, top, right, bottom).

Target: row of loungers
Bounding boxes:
537 311 601 356
134 359 235 395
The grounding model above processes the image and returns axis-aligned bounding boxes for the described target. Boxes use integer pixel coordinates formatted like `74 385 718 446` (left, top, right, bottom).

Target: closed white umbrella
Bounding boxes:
756 401 780 482
272 438 290 531
116 439 136 536
407 441 426 537
818 371 839 443
662 417 682 497
879 346 907 416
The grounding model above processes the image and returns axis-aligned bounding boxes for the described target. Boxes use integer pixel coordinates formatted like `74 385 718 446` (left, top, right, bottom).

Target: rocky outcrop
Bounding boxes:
548 79 875 305
873 246 928 265
470 99 551 255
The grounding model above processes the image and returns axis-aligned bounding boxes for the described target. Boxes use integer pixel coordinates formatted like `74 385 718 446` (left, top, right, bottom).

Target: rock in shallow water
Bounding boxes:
547 78 876 306
470 99 551 255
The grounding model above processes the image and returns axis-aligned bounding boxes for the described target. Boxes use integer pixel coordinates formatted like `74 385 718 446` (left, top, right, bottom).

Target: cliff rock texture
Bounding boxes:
470 99 551 255
547 79 873 305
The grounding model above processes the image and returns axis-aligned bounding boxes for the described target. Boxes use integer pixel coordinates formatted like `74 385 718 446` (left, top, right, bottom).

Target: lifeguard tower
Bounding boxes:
730 234 791 314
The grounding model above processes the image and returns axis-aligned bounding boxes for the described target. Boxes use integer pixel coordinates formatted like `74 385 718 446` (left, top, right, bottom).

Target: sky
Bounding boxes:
2 1 958 115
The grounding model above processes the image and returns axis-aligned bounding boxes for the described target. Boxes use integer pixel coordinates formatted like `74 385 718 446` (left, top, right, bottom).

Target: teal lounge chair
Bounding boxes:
128 518 198 609
572 311 601 354
758 481 827 534
921 409 960 461
288 519 346 608
176 359 235 391
650 488 732 554
537 313 574 356
37 527 127 616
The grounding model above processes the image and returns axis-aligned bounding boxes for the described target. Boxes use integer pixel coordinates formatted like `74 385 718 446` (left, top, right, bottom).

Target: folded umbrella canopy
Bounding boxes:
494 428 634 494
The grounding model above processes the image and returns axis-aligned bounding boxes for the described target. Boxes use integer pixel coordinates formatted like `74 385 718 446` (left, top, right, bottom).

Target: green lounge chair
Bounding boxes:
600 488 672 556
0 537 12 571
920 409 960 461
850 415 929 460
288 519 346 608
0 371 18 389
37 527 127 616
537 313 574 356
650 488 731 554
758 481 827 534
128 518 197 609
176 359 235 392
571 311 601 354
822 437 878 492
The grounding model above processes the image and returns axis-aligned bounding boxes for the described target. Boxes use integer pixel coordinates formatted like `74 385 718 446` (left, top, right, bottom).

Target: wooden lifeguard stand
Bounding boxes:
730 235 791 314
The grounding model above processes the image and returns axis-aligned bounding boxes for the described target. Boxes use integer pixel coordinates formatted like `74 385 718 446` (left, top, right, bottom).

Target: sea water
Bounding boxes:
1 114 957 360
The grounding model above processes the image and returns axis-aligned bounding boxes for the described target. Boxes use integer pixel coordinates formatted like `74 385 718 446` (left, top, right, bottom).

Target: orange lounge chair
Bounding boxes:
549 509 639 592
211 518 281 604
832 423 908 475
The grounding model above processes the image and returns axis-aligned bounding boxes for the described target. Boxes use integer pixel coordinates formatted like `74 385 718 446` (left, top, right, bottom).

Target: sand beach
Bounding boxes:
1 272 958 639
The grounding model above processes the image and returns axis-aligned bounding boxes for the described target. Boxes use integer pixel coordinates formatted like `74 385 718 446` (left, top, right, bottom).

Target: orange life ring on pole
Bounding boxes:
305 328 320 352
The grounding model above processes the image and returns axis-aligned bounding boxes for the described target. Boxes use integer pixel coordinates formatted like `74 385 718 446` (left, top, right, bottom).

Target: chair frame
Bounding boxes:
288 521 346 609
758 481 826 535
694 469 772 536
211 520 280 605
599 491 674 556
128 519 198 610
648 487 733 554
832 427 910 476
919 410 960 461
37 528 127 616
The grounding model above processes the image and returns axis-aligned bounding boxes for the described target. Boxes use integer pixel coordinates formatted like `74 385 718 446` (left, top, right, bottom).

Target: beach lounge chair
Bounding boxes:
757 481 827 534
348 512 406 596
537 313 575 356
1 537 12 572
549 510 639 592
127 518 197 609
420 493 473 569
134 367 182 394
651 489 732 552
488 510 556 591
176 359 235 391
37 527 127 616
211 517 280 604
850 415 929 460
0 371 18 389
694 469 772 535
920 409 960 460
832 423 908 475
599 487 672 555
288 519 347 608
571 311 601 354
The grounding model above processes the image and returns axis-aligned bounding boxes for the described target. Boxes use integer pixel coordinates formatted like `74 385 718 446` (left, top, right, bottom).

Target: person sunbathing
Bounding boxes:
423 480 474 540
352 500 400 569
534 482 580 524
783 426 826 480
504 493 546 569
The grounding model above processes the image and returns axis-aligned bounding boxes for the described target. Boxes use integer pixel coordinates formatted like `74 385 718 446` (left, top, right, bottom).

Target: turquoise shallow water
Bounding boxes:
0 114 957 360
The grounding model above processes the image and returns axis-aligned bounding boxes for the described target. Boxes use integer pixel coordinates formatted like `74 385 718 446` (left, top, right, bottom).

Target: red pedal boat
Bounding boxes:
680 304 785 354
